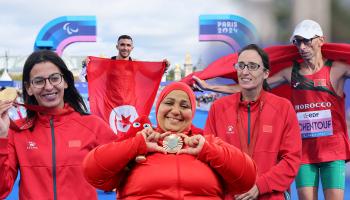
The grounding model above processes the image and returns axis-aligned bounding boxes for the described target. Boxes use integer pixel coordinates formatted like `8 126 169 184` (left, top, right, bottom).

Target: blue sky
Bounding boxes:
3 0 348 71
0 0 245 69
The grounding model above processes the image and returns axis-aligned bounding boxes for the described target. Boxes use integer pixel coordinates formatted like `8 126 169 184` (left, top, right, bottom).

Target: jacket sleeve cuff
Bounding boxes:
256 175 270 194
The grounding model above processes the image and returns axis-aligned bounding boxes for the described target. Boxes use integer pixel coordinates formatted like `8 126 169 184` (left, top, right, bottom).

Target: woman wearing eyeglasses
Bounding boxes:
0 50 117 199
193 19 350 200
205 44 302 200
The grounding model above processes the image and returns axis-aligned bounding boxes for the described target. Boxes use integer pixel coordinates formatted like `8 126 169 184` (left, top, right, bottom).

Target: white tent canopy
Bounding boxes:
0 70 12 81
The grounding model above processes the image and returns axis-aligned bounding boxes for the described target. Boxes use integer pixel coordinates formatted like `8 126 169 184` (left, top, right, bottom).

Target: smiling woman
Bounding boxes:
0 50 117 200
25 62 67 109
156 83 196 133
204 44 302 200
83 81 257 200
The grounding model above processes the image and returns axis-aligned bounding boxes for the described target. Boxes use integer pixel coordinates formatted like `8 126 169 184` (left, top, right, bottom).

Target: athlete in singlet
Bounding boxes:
193 19 350 200
290 59 350 200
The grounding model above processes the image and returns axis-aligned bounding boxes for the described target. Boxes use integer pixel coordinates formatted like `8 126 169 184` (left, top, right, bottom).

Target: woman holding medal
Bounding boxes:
0 50 116 199
83 81 257 199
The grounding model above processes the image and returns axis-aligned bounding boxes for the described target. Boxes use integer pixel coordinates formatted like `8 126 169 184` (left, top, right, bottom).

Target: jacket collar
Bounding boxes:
10 104 76 130
238 90 266 111
36 104 75 126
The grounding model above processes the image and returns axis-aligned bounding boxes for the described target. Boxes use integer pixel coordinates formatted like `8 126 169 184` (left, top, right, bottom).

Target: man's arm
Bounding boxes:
343 62 350 78
266 67 292 89
162 59 170 73
192 66 292 94
192 76 240 94
329 61 350 97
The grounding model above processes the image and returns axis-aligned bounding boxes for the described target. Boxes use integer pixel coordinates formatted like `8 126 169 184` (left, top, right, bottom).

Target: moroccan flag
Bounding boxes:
182 43 350 100
87 57 166 134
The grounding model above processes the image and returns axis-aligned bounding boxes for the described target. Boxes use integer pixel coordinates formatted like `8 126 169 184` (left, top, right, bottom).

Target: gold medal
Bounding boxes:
163 134 183 153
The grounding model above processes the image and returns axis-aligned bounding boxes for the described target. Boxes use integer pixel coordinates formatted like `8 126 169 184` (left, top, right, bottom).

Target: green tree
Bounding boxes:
167 69 175 81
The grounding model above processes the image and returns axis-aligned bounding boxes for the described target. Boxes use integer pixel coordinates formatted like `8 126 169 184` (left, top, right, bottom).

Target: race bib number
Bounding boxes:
297 110 333 139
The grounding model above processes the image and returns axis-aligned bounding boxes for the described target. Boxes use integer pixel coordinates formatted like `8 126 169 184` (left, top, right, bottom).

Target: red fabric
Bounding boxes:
82 132 257 199
9 103 76 131
120 115 152 141
0 105 117 200
291 63 350 164
181 43 350 100
205 91 302 200
87 56 165 134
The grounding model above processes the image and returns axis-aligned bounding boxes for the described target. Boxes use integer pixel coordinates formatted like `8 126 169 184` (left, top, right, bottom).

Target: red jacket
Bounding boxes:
0 106 116 200
205 91 302 200
82 128 257 200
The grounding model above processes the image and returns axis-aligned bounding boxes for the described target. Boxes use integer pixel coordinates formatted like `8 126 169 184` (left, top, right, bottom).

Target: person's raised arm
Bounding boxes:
192 76 240 94
345 62 350 78
329 61 350 97
162 59 170 73
266 67 292 89
332 61 350 79
0 101 11 139
0 101 19 199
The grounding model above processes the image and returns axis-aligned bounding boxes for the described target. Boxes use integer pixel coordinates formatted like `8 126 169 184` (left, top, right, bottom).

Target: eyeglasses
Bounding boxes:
31 73 64 89
292 37 319 46
234 62 261 71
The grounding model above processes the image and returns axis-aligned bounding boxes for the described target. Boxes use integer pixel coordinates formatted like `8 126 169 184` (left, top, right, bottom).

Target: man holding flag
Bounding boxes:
86 34 169 138
111 34 135 61
81 34 169 80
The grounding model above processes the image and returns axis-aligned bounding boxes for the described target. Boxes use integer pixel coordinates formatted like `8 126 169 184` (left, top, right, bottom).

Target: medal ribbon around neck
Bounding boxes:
9 102 71 131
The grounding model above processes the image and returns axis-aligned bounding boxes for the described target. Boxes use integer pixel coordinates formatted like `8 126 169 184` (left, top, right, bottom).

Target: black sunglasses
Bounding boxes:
292 37 319 46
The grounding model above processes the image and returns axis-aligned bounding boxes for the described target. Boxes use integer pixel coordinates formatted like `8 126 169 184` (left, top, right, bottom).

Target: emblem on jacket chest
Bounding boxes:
226 125 235 134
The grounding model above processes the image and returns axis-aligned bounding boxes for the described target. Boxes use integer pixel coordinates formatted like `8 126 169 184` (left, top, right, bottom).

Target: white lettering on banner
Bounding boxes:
294 102 332 111
297 110 333 138
217 21 238 33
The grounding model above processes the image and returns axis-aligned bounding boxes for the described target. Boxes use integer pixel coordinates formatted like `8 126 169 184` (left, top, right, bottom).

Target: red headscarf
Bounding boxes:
155 82 199 133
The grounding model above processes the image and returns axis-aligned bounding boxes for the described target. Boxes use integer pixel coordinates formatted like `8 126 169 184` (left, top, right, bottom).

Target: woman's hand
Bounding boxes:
162 59 170 72
138 128 169 154
177 133 205 156
0 100 13 138
235 184 259 200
